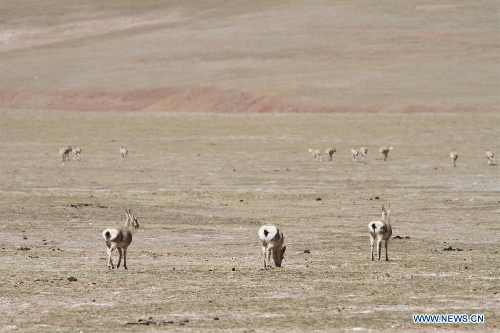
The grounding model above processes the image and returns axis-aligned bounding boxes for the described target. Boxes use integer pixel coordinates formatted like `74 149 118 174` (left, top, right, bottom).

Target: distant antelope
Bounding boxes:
72 146 81 161
368 205 392 261
120 146 128 159
102 210 139 269
59 145 72 161
308 148 322 162
485 150 494 165
351 148 359 162
326 148 336 161
450 150 458 167
379 146 394 161
359 146 368 162
258 225 286 268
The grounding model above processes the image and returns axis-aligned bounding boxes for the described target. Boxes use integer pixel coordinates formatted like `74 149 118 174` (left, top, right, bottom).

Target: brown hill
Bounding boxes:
0 1 498 112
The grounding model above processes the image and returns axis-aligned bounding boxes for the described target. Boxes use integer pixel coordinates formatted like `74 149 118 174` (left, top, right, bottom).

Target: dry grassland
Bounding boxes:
0 110 498 332
0 0 499 332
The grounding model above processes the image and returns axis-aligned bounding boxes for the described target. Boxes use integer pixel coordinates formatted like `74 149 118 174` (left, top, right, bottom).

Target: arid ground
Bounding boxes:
0 1 499 333
0 111 498 332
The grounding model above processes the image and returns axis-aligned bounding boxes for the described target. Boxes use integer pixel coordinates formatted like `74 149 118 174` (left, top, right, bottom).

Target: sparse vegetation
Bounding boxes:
0 111 498 332
0 0 498 331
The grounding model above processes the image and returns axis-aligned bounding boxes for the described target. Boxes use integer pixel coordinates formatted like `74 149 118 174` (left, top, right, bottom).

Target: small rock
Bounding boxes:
304 249 311 254
405 274 413 281
214 317 219 320
67 276 77 282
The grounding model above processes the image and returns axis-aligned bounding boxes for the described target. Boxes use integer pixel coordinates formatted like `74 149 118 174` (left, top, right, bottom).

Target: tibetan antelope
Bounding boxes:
486 150 494 165
359 146 368 162
369 205 393 261
72 146 81 161
308 148 322 162
102 210 139 269
450 150 458 167
258 225 286 268
379 146 394 161
120 146 128 159
351 148 359 162
59 145 72 161
326 148 336 161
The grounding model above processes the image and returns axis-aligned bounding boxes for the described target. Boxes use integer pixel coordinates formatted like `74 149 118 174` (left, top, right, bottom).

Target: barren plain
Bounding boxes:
0 1 499 332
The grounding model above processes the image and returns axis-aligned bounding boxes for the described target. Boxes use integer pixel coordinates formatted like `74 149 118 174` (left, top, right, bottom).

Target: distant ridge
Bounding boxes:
0 87 481 113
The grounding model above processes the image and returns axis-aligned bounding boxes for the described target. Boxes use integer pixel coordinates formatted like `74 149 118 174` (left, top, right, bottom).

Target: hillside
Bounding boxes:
0 0 498 112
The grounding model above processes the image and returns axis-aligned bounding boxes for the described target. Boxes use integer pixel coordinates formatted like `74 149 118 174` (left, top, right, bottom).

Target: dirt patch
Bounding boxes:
0 87 490 113
0 87 326 113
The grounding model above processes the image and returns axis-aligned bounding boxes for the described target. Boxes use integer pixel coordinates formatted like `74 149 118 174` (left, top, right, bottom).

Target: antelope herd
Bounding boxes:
59 145 82 162
54 143 494 269
308 146 494 166
59 145 130 162
59 144 493 167
100 208 396 269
